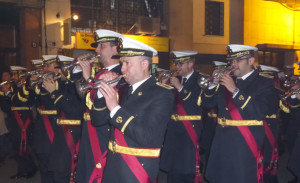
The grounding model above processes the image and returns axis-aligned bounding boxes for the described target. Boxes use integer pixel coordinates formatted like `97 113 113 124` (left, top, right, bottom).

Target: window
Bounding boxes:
205 1 224 36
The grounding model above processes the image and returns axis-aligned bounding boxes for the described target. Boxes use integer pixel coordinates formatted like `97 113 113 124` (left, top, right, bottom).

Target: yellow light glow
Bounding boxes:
73 14 79 20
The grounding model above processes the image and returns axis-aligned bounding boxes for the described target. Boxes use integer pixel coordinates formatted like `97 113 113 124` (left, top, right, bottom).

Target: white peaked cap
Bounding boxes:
10 66 27 71
171 50 198 58
259 65 280 72
226 44 258 53
118 36 158 57
57 55 74 62
32 59 43 65
213 61 227 66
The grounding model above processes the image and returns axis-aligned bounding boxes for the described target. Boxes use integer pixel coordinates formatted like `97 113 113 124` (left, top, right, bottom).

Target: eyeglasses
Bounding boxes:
175 62 189 67
229 57 251 64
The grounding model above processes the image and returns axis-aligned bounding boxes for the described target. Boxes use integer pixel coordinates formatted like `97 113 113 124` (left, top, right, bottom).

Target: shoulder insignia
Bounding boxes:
156 82 174 89
116 116 123 123
259 73 274 79
239 95 244 100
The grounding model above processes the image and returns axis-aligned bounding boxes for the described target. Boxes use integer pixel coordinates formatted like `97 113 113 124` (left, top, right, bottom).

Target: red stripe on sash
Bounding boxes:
86 109 107 183
13 111 31 155
263 121 278 175
60 113 81 183
114 129 152 183
175 93 202 183
40 105 55 144
225 90 263 183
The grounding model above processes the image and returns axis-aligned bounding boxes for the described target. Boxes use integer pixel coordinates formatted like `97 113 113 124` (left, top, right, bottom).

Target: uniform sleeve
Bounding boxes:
233 79 278 120
110 89 174 146
90 97 111 126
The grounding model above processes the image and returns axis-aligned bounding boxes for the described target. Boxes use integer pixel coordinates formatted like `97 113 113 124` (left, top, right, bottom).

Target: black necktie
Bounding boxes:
127 85 133 97
182 78 187 85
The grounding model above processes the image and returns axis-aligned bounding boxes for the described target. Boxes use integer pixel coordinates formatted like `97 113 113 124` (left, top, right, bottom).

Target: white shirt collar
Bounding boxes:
182 70 194 82
104 64 120 71
239 69 254 80
130 76 151 94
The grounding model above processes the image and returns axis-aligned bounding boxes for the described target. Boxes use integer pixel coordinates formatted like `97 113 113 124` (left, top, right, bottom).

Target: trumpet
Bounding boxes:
75 74 125 99
197 66 235 89
59 54 101 72
30 72 60 88
281 87 300 101
156 69 177 82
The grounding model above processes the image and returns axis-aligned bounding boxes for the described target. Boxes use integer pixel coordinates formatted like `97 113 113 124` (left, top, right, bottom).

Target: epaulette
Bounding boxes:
259 73 274 79
156 82 174 90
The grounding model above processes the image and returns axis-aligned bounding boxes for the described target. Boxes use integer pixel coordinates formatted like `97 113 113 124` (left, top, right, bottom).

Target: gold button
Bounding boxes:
96 163 102 169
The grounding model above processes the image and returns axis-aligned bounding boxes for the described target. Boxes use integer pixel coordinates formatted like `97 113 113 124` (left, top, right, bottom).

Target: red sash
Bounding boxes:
86 109 107 183
175 94 202 183
13 111 31 155
40 105 55 144
225 90 263 183
114 128 152 183
60 113 81 183
263 121 278 175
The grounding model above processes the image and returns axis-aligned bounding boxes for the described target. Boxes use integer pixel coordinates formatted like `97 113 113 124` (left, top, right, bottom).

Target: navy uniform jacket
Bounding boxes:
30 84 60 155
202 70 277 183
47 79 84 173
1 84 34 151
287 97 300 178
160 71 203 174
92 76 174 183
76 64 124 183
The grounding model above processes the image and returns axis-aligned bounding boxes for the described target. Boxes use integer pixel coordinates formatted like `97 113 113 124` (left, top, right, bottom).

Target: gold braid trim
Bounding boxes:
86 92 93 110
84 112 91 121
280 100 290 113
23 85 29 96
35 86 40 95
291 103 300 108
182 91 191 101
218 118 263 127
18 92 28 102
207 113 217 118
37 108 57 115
171 114 202 121
108 141 160 157
241 96 251 110
266 114 277 119
57 119 81 125
93 105 107 111
121 116 135 133
197 90 203 106
54 95 63 105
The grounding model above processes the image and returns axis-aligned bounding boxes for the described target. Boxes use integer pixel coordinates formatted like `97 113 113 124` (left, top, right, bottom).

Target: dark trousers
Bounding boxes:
167 172 195 183
36 153 54 183
53 170 71 183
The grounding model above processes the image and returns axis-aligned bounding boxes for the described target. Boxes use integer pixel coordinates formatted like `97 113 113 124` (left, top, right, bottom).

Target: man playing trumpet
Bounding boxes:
202 44 278 183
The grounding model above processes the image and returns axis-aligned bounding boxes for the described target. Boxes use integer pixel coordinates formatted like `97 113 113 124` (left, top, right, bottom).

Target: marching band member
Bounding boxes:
0 66 37 179
159 50 203 183
74 29 124 183
43 55 84 183
202 44 278 183
95 36 174 183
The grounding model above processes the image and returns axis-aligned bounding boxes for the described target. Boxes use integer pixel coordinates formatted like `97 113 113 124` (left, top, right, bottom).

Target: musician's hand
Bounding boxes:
99 82 118 111
78 60 91 81
220 72 236 93
43 77 56 93
98 72 119 88
170 77 182 90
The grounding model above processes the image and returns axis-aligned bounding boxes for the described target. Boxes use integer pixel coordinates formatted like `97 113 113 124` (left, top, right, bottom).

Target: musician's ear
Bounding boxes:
248 57 255 66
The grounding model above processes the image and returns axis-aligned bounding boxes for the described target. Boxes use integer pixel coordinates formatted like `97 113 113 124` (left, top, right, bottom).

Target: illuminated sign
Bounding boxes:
75 32 95 50
75 33 169 52
124 35 169 52
293 62 300 75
